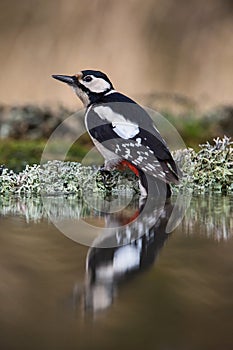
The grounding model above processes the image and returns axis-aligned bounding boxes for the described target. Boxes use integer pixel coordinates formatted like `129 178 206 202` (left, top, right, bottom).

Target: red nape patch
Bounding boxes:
118 160 139 177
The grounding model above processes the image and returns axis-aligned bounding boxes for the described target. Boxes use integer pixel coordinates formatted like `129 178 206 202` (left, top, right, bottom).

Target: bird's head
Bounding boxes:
52 70 114 107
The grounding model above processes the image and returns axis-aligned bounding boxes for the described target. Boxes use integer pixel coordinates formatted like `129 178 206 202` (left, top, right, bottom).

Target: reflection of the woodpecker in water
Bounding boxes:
1 191 232 313
73 196 174 314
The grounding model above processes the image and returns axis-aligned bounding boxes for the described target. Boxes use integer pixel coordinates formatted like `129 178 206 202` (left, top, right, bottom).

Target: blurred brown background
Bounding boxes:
0 0 232 109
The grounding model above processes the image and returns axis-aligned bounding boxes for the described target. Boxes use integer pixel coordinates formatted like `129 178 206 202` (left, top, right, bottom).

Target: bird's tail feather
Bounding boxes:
160 161 180 184
138 170 172 199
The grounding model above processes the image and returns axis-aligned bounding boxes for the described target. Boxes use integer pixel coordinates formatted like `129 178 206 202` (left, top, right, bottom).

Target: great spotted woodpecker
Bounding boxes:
52 70 180 198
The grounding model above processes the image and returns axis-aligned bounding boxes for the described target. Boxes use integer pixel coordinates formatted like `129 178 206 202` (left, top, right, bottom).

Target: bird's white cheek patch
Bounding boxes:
113 122 139 139
83 77 111 93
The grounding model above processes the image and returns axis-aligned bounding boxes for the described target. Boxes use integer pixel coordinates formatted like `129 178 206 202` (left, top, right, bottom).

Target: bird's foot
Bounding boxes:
96 166 118 194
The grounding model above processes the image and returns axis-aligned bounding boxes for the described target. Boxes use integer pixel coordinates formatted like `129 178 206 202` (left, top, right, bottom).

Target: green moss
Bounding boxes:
0 139 90 172
0 139 45 172
162 112 219 150
0 106 231 171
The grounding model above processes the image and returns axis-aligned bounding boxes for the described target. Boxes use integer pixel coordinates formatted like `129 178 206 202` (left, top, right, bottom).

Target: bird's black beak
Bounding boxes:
52 74 77 86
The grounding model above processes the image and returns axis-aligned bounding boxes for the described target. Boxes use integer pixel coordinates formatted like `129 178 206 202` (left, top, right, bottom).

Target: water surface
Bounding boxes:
0 194 232 350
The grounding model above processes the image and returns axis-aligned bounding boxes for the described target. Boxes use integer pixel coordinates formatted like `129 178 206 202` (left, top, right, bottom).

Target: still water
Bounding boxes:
0 193 232 350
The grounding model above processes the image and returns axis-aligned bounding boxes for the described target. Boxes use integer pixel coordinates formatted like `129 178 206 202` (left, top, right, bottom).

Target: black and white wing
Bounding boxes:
86 94 180 184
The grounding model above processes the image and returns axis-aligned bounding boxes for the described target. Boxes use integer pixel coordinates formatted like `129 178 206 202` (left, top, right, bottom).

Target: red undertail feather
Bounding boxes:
118 160 139 177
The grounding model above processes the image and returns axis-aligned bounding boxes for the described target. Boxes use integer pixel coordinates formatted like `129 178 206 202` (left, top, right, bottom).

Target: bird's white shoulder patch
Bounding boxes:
93 105 125 123
113 122 139 139
94 105 139 139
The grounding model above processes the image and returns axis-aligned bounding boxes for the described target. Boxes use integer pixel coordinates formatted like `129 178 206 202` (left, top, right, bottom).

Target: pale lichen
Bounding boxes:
0 136 232 196
173 135 232 193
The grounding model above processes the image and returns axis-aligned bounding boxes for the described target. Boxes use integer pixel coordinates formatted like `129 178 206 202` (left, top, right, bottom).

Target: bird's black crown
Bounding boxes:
81 70 114 89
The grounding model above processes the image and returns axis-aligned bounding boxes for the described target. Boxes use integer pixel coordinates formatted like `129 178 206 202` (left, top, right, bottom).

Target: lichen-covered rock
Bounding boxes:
0 160 137 196
173 136 233 193
0 137 232 196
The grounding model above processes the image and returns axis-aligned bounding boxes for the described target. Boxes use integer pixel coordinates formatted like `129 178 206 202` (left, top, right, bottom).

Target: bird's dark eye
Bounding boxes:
83 76 92 82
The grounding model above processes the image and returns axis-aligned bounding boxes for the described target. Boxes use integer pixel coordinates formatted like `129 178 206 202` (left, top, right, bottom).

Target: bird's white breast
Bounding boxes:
85 107 121 166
